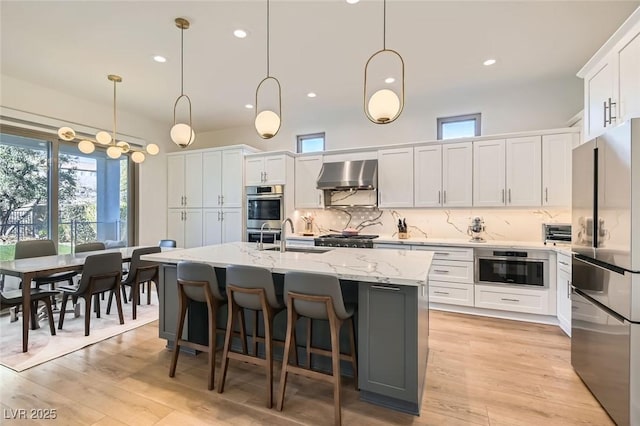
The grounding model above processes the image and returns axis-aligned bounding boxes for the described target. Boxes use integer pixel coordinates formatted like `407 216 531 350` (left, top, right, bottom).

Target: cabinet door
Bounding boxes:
167 209 185 248
557 256 572 336
506 136 541 206
245 157 265 186
264 155 286 184
414 145 442 207
221 149 244 208
295 155 324 208
542 134 576 206
473 139 505 206
203 209 222 246
442 142 473 207
202 151 222 208
221 208 243 243
167 156 185 208
378 148 414 208
618 32 640 121
184 153 203 208
184 209 203 248
586 61 614 139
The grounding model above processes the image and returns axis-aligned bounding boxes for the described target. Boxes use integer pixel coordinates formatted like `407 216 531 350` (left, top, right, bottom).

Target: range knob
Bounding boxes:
352 244 358 248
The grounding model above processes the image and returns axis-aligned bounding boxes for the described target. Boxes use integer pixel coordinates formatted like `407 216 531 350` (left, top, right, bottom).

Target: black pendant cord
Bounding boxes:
383 0 386 50
180 24 184 96
266 0 270 77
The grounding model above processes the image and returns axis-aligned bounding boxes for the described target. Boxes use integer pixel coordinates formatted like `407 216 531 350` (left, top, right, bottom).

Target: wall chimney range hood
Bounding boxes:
316 160 378 190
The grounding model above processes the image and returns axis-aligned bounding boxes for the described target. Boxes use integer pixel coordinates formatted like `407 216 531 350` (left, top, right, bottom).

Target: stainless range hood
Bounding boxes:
316 160 378 190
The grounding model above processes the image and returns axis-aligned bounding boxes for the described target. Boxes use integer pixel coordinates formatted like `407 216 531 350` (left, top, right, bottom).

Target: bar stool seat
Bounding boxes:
169 261 230 390
218 265 287 408
277 271 357 426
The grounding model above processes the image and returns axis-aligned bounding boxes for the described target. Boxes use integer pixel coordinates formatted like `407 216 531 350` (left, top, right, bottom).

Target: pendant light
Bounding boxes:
57 75 159 163
254 0 282 139
171 17 195 148
364 0 405 124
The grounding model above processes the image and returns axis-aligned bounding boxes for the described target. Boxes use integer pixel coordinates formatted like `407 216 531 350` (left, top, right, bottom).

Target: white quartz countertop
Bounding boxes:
142 242 434 287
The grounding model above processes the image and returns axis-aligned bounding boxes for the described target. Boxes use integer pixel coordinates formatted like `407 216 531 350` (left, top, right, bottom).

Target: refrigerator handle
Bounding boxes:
593 147 599 249
574 253 626 276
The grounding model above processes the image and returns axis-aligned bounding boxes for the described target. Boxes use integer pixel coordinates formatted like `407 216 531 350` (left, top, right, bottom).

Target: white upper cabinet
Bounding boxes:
579 9 640 141
542 133 577 206
506 136 541 206
442 142 473 207
202 151 222 208
378 148 414 208
203 149 244 208
245 154 287 185
167 152 203 208
414 145 442 207
473 139 506 207
295 155 324 208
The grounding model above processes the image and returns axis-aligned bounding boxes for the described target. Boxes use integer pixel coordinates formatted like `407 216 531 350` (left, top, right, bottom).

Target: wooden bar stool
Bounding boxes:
277 271 357 426
168 261 230 390
218 265 285 408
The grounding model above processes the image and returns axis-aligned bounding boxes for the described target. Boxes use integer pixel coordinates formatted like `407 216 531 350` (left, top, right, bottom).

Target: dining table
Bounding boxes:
0 246 161 353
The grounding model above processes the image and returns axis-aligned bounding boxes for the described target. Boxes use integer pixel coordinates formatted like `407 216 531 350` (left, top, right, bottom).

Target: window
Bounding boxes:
0 126 134 260
437 113 481 140
297 132 325 153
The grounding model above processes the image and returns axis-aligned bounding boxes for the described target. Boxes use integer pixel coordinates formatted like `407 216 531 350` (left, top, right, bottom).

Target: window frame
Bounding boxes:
437 113 481 140
296 132 325 153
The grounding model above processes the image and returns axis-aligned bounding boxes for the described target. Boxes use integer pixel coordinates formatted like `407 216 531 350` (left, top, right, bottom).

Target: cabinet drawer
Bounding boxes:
475 285 551 315
429 281 474 307
429 260 474 284
373 243 412 250
413 245 473 262
557 252 572 274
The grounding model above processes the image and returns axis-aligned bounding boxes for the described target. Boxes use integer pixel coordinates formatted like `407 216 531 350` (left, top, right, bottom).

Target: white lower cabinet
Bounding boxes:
429 281 474 307
414 246 474 307
167 209 203 249
203 208 242 245
429 260 473 284
475 284 551 315
556 252 572 336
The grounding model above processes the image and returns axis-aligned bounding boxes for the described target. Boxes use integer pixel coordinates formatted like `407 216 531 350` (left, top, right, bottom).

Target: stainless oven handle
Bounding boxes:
475 256 548 263
247 195 283 200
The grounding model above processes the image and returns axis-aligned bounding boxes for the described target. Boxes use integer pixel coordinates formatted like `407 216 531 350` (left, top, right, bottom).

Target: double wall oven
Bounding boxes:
475 248 549 287
246 185 284 244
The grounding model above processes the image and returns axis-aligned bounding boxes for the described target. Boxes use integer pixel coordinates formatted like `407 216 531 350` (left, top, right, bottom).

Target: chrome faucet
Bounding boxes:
280 218 294 252
257 223 268 251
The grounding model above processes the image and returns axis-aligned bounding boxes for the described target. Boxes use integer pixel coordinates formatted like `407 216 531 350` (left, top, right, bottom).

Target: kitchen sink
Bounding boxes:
263 247 333 254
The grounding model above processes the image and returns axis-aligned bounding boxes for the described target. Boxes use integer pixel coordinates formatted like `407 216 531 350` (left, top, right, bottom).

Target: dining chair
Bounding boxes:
14 239 77 291
159 239 177 248
1 288 60 336
74 242 106 253
57 252 124 336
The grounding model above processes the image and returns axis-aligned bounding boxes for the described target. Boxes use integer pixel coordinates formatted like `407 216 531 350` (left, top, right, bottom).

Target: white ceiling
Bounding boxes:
1 1 638 133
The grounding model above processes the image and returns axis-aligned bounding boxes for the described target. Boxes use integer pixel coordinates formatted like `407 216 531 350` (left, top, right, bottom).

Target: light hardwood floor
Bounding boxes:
0 311 613 425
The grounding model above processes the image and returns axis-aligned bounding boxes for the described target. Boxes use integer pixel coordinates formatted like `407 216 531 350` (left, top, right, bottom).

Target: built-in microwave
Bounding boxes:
475 248 549 287
246 185 284 230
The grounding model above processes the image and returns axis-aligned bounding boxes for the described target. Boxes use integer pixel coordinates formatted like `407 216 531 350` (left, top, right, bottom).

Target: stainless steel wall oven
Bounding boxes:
475 248 549 287
246 185 284 231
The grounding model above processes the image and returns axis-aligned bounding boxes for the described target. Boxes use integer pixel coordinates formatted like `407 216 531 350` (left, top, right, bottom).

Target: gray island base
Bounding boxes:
142 242 433 415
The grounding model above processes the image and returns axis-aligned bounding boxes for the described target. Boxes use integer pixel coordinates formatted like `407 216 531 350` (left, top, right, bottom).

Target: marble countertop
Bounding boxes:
142 242 434 287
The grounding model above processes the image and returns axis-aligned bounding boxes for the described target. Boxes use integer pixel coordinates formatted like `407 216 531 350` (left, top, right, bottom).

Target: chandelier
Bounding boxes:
57 75 159 163
170 17 195 148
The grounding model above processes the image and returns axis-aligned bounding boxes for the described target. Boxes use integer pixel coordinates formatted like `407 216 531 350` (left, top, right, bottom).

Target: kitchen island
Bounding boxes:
143 242 433 415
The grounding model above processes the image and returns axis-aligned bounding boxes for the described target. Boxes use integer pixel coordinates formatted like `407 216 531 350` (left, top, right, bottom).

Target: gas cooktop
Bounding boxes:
314 234 378 248
317 234 379 240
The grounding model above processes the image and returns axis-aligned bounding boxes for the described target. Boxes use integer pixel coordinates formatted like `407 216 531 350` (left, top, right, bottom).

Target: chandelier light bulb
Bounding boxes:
96 131 112 145
106 146 122 159
367 89 401 123
131 151 145 163
78 140 95 154
255 110 281 139
116 141 131 153
146 143 160 155
58 127 76 141
170 123 196 148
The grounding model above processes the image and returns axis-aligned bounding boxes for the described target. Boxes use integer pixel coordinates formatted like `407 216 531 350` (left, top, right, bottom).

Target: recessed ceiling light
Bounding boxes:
234 29 248 39
483 59 496 66
245 104 254 109
384 77 395 84
153 55 167 63
307 92 317 98
346 0 360 4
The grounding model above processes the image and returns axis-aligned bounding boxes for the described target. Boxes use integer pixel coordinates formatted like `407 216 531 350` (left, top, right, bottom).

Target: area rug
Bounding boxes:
0 291 159 372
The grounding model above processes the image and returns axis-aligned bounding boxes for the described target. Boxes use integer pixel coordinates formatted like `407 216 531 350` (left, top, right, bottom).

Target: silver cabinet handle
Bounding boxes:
438 190 441 204
434 291 450 295
433 269 450 273
545 187 548 203
443 190 447 204
371 285 400 291
182 195 185 206
221 195 224 205
434 252 450 255
182 211 185 221
508 189 512 203
217 195 221 205
604 100 609 127
184 196 187 206
559 261 569 266
217 211 221 221
502 189 505 203
568 281 572 299
220 211 224 221
608 97 617 124
501 298 520 302
318 193 322 205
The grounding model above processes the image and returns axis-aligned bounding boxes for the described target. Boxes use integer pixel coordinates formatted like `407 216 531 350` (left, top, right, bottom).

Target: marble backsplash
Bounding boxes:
292 207 571 242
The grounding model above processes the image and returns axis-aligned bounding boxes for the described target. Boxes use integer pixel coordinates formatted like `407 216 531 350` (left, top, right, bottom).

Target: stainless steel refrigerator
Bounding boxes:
572 118 639 426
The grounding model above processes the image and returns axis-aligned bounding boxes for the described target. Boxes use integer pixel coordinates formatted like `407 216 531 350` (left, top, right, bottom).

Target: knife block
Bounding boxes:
398 232 408 239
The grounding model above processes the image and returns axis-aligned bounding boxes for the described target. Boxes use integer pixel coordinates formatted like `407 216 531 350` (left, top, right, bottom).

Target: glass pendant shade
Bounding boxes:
106 146 122 159
131 151 145 163
146 143 160 155
78 139 95 154
58 127 76 141
95 131 112 145
367 88 401 123
170 123 196 148
255 110 281 139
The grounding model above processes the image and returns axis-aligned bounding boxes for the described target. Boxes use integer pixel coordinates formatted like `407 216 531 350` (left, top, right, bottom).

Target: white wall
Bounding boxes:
0 74 169 246
194 75 583 152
